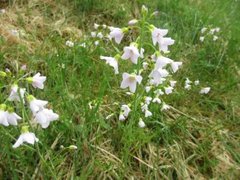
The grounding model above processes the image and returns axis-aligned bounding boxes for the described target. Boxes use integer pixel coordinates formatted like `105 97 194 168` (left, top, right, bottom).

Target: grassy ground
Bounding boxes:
0 0 239 179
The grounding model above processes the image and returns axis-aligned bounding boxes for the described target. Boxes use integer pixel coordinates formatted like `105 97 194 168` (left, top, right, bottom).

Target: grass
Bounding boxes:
0 0 239 179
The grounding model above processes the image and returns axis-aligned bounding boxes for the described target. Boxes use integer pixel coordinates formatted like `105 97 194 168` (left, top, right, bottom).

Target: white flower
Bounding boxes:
94 23 100 29
151 27 168 46
194 80 200 85
201 27 207 34
161 103 170 111
153 97 161 104
119 104 131 121
29 97 48 114
185 78 192 85
27 73 46 89
155 56 173 69
91 31 97 37
215 27 220 32
184 84 191 90
7 112 21 126
119 114 125 121
200 36 205 42
121 44 140 64
149 68 169 85
120 73 142 93
142 62 148 70
13 132 39 148
128 19 138 25
0 110 9 126
79 43 86 48
145 86 151 93
213 35 218 41
145 110 152 117
97 32 103 39
170 80 177 87
109 27 124 44
8 85 25 102
209 29 215 34
164 86 174 95
159 37 175 53
100 56 119 74
65 40 74 47
200 87 211 94
171 61 182 73
145 97 152 105
35 109 59 128
94 40 99 46
102 24 107 29
0 9 6 14
154 89 164 96
141 103 148 112
138 118 145 128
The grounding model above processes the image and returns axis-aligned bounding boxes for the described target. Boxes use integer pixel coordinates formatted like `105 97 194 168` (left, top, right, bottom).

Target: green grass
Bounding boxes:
0 0 239 179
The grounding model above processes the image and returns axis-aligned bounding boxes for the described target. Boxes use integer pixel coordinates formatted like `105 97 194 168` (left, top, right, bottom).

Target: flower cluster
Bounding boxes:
0 67 59 148
200 27 220 42
96 6 211 128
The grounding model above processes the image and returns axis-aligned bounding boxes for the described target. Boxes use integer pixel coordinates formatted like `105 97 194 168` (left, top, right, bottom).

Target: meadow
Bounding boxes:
0 0 239 179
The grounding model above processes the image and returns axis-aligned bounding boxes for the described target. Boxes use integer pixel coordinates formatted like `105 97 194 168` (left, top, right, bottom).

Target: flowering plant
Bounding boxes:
90 6 211 127
0 65 59 148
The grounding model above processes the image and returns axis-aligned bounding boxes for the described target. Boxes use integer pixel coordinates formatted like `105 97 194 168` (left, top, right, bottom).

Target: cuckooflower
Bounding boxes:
138 118 146 128
171 61 182 73
0 104 8 126
109 27 124 44
28 95 48 114
8 85 25 103
7 110 21 126
119 104 131 121
26 73 46 89
13 131 39 148
35 108 59 128
159 37 175 52
200 87 211 94
145 110 152 117
164 86 174 95
121 44 140 64
100 56 119 74
120 73 142 93
151 27 168 46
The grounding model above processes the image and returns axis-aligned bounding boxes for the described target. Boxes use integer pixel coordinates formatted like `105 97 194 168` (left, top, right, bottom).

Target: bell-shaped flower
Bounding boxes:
194 80 200 85
185 78 192 90
145 86 151 93
159 37 175 53
145 97 152 105
154 89 164 96
161 103 170 111
145 109 152 118
109 27 124 44
100 56 119 74
27 73 46 89
171 61 182 73
6 107 21 126
149 68 169 85
200 87 211 94
34 108 59 128
153 97 161 104
13 127 39 148
121 104 131 117
138 118 146 128
200 36 205 42
121 44 140 64
8 85 25 103
0 104 8 126
27 95 48 114
164 86 174 95
201 27 207 34
120 73 142 93
155 56 173 69
119 114 126 121
151 27 168 46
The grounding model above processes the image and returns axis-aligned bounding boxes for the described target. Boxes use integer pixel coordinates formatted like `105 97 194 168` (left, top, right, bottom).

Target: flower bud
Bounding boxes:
141 5 148 16
21 126 29 133
0 71 7 77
